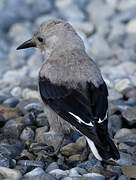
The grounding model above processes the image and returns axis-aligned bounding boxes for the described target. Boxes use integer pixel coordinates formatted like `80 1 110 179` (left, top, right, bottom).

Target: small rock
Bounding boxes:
11 87 22 98
108 89 123 101
121 165 136 178
0 167 21 180
114 128 136 139
0 105 20 120
24 103 43 114
116 152 133 166
3 120 24 138
89 35 112 60
35 130 63 150
118 175 130 180
36 113 49 127
60 143 83 156
24 167 45 177
3 97 19 108
0 114 6 127
76 136 86 149
115 79 131 93
122 106 136 125
21 113 36 126
20 127 35 141
108 115 122 136
83 173 105 180
68 154 83 162
23 173 56 180
124 88 136 99
17 160 44 169
17 99 41 115
49 169 67 179
77 157 101 172
46 162 59 173
69 168 81 177
22 88 39 99
92 166 119 179
126 19 136 34
0 92 11 104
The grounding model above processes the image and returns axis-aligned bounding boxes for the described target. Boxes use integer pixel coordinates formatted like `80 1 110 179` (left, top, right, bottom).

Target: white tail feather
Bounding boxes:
85 136 102 161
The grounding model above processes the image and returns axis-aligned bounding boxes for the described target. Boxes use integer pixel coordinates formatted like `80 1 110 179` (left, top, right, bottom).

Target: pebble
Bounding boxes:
20 127 35 141
24 102 43 114
36 113 49 127
3 120 24 138
0 167 22 180
22 89 39 100
24 167 45 177
17 160 45 169
108 115 122 136
122 106 136 125
115 79 131 93
118 175 130 180
116 152 133 166
114 128 136 139
46 162 59 173
23 173 57 180
83 173 105 180
3 97 19 108
35 130 63 150
0 114 6 127
11 87 22 98
49 169 68 179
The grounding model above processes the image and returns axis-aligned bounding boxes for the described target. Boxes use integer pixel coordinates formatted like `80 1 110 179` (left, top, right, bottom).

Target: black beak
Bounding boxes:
16 39 36 50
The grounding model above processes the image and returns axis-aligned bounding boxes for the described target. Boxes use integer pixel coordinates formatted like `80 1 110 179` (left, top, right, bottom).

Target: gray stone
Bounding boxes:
122 106 136 125
69 168 81 177
20 127 35 141
17 99 41 115
87 0 115 25
114 6 136 22
49 169 67 179
11 87 22 98
23 173 56 180
0 114 6 127
108 115 122 137
118 175 130 180
46 162 59 173
89 35 112 60
24 167 45 177
35 130 63 150
0 166 21 180
114 128 136 139
36 113 49 127
21 113 36 126
3 97 19 107
77 157 101 172
83 173 105 180
55 0 86 22
0 0 54 31
0 92 11 104
3 120 24 138
115 152 133 166
24 103 43 114
17 160 44 169
117 0 136 11
22 89 39 99
108 89 123 101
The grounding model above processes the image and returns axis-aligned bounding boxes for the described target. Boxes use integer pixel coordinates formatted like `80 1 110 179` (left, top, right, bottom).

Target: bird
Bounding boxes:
17 19 120 161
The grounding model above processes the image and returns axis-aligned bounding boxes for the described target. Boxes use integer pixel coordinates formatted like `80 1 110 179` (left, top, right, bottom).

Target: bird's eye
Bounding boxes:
37 37 43 42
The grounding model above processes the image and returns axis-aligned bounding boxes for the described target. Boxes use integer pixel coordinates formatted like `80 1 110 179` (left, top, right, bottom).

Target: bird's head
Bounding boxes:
16 19 84 58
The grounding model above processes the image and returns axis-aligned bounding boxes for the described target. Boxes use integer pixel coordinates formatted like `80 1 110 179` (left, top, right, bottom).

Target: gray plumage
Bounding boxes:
17 19 120 161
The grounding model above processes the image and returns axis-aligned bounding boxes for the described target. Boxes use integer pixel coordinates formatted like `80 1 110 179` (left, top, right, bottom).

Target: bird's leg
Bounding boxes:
45 136 65 157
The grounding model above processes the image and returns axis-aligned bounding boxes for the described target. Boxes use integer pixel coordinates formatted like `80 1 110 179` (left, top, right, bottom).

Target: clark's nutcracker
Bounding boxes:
17 19 120 161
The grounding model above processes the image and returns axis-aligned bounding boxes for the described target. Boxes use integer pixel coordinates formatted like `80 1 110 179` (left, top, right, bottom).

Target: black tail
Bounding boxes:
95 135 120 160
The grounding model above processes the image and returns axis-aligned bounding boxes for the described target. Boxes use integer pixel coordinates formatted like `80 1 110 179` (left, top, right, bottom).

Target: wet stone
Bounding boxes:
17 99 41 115
17 160 45 169
122 106 136 126
83 173 105 180
20 127 35 141
3 97 19 108
24 167 45 178
21 113 36 126
0 114 6 127
36 113 49 127
0 92 11 104
0 167 22 180
46 162 59 173
23 173 57 180
3 120 24 138
49 169 68 179
24 102 43 114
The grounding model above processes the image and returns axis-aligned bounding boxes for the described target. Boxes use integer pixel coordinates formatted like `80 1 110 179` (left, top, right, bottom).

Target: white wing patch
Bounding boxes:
68 112 94 127
98 110 108 124
85 136 102 161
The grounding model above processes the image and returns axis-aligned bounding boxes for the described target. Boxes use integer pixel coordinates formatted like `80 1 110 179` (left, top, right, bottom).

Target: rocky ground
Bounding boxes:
0 0 136 179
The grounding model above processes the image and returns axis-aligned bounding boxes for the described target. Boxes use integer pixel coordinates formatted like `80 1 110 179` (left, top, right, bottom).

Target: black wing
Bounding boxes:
39 76 104 148
39 76 120 160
